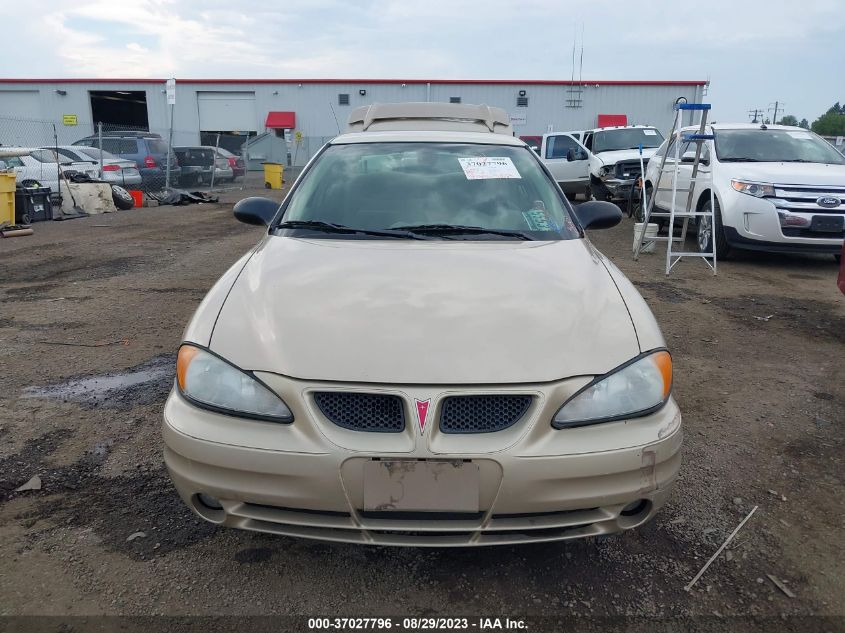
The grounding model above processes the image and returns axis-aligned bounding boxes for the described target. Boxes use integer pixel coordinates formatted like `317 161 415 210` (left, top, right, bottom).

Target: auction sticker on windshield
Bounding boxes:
458 157 521 180
643 129 657 135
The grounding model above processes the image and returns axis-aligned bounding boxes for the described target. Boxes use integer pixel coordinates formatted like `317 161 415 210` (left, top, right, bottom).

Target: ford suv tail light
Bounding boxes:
144 156 157 168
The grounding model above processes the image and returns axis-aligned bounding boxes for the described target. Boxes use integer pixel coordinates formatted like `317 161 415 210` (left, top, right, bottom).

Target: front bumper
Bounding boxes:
722 191 844 252
162 376 683 546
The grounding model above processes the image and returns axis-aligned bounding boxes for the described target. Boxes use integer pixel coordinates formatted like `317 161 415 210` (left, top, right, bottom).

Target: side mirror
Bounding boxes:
233 196 279 226
574 200 622 230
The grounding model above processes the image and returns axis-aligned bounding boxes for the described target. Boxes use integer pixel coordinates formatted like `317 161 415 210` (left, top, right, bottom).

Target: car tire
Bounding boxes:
697 198 731 259
111 185 135 210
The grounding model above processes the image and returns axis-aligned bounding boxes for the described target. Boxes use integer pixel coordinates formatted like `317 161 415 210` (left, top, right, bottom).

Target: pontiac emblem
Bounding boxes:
817 196 841 208
414 399 431 434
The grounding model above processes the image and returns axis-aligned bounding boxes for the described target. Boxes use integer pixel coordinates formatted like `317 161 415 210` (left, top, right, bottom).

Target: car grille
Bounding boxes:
614 160 645 180
313 392 405 433
439 395 532 434
772 185 845 214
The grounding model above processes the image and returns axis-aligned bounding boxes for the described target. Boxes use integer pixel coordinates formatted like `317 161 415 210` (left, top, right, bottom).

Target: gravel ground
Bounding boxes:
0 182 842 632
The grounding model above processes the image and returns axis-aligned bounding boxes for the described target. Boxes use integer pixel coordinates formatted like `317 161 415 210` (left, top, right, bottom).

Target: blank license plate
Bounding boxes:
811 215 844 232
363 460 479 513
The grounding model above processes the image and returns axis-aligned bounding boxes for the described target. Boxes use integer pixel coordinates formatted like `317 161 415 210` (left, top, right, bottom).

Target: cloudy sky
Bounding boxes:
1 0 843 123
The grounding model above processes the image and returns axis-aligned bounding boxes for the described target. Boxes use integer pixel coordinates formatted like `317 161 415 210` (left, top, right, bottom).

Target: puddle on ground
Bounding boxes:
22 354 174 410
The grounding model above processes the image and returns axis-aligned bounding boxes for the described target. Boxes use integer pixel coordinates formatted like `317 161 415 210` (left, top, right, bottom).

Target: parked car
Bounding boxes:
73 131 180 190
0 148 62 192
163 102 682 547
44 145 142 186
213 155 234 183
216 147 245 179
537 126 663 201
537 132 591 199
173 146 215 186
643 123 845 258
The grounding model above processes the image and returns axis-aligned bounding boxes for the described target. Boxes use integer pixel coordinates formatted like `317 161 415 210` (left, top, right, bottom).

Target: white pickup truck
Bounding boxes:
538 125 664 201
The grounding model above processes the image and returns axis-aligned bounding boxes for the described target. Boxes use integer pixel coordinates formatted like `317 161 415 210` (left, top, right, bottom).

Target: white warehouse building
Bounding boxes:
0 78 708 166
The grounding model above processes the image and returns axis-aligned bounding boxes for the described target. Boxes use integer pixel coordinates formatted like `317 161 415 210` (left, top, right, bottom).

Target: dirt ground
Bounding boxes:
0 180 843 631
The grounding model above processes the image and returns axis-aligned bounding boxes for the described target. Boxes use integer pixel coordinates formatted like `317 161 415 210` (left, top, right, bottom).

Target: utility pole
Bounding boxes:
768 101 784 125
748 108 764 123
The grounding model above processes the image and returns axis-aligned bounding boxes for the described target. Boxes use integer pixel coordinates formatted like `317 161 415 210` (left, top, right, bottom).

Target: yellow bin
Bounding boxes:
262 162 284 189
0 172 16 226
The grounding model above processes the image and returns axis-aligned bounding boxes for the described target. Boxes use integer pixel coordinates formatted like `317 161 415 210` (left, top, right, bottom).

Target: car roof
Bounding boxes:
331 130 526 146
584 124 658 133
680 123 812 132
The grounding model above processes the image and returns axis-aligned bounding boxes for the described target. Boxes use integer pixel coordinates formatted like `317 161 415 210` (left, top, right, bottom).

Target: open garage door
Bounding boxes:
197 92 257 133
90 91 149 130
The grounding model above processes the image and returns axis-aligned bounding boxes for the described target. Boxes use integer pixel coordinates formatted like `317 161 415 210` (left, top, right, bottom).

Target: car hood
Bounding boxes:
720 161 845 186
594 148 658 166
210 236 641 384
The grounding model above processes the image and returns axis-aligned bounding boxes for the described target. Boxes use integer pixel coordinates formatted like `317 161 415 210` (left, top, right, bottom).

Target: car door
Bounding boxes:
543 134 589 190
673 136 710 212
653 134 680 211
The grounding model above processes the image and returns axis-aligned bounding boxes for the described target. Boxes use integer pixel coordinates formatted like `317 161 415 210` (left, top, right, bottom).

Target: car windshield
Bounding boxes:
277 142 579 240
592 128 664 153
714 128 845 164
75 147 120 161
29 149 59 164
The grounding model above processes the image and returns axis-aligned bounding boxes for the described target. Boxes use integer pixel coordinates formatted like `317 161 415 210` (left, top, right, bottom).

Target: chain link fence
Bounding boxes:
0 115 335 207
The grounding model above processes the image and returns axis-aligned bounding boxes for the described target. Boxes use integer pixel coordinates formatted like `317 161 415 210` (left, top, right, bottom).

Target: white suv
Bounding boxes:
644 123 845 257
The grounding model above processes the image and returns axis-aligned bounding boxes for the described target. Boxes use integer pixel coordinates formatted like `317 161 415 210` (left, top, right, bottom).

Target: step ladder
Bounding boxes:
633 102 717 275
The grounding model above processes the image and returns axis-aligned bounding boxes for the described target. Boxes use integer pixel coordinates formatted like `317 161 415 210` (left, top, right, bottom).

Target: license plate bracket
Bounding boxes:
810 215 844 233
363 460 479 513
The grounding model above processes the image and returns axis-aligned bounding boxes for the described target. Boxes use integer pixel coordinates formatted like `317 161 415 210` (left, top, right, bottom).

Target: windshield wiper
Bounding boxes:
719 157 760 162
390 224 535 240
778 159 815 163
276 220 428 240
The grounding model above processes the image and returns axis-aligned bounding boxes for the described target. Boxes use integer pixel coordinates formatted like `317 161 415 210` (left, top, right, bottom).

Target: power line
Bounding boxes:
747 108 764 123
768 101 784 124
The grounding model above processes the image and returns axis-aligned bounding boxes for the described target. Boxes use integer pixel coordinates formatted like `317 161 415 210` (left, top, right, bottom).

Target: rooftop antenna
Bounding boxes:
578 23 584 86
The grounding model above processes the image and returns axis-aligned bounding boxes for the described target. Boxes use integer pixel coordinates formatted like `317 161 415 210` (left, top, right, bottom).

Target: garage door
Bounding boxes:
197 91 257 131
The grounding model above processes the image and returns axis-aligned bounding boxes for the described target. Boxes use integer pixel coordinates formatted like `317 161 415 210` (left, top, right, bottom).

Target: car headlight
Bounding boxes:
552 351 672 428
731 180 774 198
176 345 293 422
599 165 613 178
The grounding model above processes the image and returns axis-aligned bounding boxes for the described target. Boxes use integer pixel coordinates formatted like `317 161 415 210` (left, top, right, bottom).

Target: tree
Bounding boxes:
811 110 845 135
798 118 810 129
778 114 799 126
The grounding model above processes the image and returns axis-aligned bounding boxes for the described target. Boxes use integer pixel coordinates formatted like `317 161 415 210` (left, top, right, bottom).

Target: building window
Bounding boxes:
338 93 350 106
449 96 461 104
516 96 529 107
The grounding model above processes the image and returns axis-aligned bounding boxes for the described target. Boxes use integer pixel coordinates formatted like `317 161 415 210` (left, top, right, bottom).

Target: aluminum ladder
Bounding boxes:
633 102 716 275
